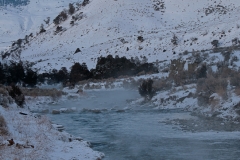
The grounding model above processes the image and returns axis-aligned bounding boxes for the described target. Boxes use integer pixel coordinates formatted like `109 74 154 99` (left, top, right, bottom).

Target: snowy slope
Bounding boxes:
3 0 240 72
0 0 82 50
0 102 104 160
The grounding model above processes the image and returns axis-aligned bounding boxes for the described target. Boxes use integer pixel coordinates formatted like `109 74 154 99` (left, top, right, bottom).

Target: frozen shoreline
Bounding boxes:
1 79 240 159
0 94 104 160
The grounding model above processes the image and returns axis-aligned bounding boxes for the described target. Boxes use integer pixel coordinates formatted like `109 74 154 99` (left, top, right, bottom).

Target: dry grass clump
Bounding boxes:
0 86 14 108
197 75 228 106
195 65 240 108
0 115 8 136
0 86 8 96
234 88 240 96
153 77 172 91
21 88 65 99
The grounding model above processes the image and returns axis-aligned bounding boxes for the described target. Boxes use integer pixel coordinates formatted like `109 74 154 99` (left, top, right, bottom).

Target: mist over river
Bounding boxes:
41 90 240 160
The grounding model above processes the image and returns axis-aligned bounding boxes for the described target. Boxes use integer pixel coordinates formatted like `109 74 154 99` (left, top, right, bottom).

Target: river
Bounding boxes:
43 90 240 160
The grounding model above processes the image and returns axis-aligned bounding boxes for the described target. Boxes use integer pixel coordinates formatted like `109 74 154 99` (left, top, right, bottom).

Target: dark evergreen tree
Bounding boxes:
55 67 69 84
70 63 91 84
91 55 158 79
24 69 38 87
6 62 25 84
0 62 5 84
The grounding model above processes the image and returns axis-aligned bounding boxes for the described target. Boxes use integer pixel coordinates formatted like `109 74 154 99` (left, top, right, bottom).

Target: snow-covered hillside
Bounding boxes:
0 0 82 50
2 0 240 72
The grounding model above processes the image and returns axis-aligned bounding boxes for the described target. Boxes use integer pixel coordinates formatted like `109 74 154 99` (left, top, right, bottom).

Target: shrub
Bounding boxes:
196 64 207 79
39 24 46 33
211 40 219 48
53 10 68 25
191 37 198 42
138 79 156 99
55 26 63 34
230 70 240 87
82 0 90 6
0 115 8 136
197 74 228 106
137 36 144 42
44 17 50 25
232 38 239 45
68 3 75 15
221 50 232 62
169 59 186 86
171 34 178 45
16 39 22 47
8 85 25 107
153 77 172 91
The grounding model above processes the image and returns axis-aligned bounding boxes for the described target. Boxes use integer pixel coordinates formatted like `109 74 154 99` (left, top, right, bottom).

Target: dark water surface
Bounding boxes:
44 90 240 160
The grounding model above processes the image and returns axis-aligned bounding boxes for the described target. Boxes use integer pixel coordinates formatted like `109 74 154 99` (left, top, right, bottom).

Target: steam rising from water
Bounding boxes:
43 90 240 160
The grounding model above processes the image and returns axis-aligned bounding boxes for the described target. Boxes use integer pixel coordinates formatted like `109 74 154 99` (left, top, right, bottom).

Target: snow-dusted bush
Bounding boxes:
153 0 166 12
53 10 68 25
171 34 178 46
82 0 90 6
138 79 156 100
137 36 144 42
211 40 219 48
169 59 186 86
68 3 75 15
44 17 50 25
153 77 172 91
196 69 231 106
169 58 207 86
39 24 46 34
8 85 25 107
221 50 232 62
72 12 85 21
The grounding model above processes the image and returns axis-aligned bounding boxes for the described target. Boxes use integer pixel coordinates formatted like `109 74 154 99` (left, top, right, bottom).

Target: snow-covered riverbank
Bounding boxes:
1 75 240 159
25 87 240 160
0 87 104 160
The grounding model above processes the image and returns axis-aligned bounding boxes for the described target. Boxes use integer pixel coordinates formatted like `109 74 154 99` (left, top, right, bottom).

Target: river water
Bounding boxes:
43 90 240 160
